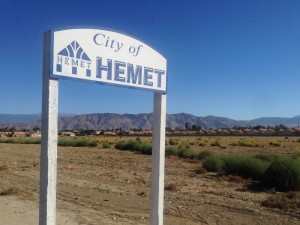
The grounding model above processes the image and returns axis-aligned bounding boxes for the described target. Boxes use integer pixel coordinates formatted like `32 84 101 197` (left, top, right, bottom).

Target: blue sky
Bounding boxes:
0 0 299 120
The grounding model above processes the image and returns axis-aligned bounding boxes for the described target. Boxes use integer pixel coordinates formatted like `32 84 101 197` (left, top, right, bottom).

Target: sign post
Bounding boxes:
40 31 59 225
151 93 166 225
39 28 167 225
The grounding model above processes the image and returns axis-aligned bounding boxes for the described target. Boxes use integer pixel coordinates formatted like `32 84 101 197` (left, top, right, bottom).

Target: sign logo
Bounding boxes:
56 41 92 77
51 28 167 93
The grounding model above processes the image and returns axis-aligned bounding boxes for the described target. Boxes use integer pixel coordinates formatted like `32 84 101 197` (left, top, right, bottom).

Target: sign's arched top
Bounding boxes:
50 28 167 93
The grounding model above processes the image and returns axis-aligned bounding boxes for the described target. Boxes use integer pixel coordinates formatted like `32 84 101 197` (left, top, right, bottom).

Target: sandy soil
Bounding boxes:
0 196 78 225
0 140 300 225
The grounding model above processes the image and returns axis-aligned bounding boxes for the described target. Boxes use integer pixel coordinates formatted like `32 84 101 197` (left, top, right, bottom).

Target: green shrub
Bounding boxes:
0 138 41 144
114 141 128 150
254 153 281 163
202 154 223 172
168 138 178 145
231 139 260 147
263 158 300 191
102 142 111 149
211 138 226 149
198 150 214 160
23 139 41 144
58 139 98 147
177 148 198 160
137 143 152 155
269 139 282 147
115 140 198 159
222 154 269 180
115 140 152 155
165 146 179 157
198 140 207 147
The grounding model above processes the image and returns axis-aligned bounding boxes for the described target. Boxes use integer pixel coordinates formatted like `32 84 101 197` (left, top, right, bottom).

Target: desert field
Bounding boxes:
0 136 300 225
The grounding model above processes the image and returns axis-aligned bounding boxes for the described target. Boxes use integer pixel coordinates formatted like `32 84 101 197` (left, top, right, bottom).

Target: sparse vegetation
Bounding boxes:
115 139 199 159
269 139 282 147
165 183 177 191
202 153 224 172
210 138 226 149
263 157 300 191
201 151 300 191
231 138 260 147
261 192 300 210
58 139 98 147
115 140 152 155
0 188 18 196
222 154 269 180
102 142 111 148
168 138 178 145
0 137 98 147
0 138 41 144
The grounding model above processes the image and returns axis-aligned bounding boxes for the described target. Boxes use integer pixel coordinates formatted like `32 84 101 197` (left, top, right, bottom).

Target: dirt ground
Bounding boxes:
0 137 300 225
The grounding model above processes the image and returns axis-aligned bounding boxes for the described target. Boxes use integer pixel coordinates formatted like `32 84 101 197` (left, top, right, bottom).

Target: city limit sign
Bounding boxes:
51 28 167 93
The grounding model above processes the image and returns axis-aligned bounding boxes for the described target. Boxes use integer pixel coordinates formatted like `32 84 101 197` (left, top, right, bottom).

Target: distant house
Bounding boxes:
259 129 276 135
205 130 217 135
0 132 11 137
61 131 76 137
216 129 230 135
230 129 244 135
243 129 260 135
13 131 28 137
279 129 295 136
197 130 205 135
30 133 42 138
104 131 117 136
292 128 300 134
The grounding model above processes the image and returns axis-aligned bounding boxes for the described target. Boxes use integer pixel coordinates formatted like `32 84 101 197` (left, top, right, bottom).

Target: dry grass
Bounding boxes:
165 183 177 191
0 165 8 171
0 188 19 196
262 192 300 210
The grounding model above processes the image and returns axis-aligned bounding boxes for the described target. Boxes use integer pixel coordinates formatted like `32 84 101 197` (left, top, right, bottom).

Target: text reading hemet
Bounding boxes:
96 57 165 88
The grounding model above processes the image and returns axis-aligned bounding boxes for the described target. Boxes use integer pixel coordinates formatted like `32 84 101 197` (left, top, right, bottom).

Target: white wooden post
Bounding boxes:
151 92 167 225
39 30 59 225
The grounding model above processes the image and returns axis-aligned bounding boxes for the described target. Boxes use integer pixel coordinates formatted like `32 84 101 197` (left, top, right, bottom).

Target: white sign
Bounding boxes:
41 28 167 225
51 28 167 93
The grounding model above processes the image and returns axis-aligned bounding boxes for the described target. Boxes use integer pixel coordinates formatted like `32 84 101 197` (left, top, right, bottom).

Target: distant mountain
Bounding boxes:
1 113 300 131
249 116 300 128
0 114 41 123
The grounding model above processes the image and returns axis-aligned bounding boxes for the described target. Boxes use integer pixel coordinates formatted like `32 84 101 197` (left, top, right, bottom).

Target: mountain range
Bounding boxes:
0 113 300 130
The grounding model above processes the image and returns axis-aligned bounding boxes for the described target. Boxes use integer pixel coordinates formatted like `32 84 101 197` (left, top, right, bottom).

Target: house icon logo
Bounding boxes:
56 41 92 77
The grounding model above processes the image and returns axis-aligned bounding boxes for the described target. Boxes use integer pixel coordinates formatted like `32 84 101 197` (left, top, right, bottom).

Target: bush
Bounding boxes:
263 158 300 191
202 153 269 180
198 141 207 147
211 138 226 149
222 154 269 180
115 140 199 159
198 150 214 160
115 140 152 155
177 147 198 160
102 142 111 149
58 139 98 147
168 138 178 145
254 153 281 163
165 146 179 157
269 139 282 147
0 138 41 144
202 154 223 172
231 139 260 147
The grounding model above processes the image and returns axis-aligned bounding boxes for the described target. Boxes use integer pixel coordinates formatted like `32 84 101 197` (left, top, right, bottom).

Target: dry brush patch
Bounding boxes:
262 192 300 210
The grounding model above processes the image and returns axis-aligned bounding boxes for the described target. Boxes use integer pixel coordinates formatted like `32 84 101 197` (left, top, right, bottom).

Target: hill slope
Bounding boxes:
1 113 300 130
